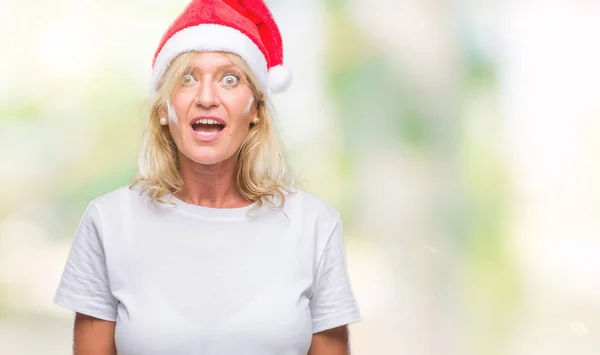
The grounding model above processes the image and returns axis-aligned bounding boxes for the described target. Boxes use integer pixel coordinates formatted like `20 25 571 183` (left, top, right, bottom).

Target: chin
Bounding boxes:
183 148 230 166
189 154 226 165
178 140 238 166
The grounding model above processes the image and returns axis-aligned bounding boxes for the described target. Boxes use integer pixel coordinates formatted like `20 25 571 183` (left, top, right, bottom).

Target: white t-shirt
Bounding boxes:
54 185 361 354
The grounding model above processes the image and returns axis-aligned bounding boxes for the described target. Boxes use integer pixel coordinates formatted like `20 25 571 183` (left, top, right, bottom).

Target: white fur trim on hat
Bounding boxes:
151 24 269 96
268 65 292 93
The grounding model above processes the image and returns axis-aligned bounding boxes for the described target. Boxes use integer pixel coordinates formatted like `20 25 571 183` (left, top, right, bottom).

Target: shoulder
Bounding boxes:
79 184 151 235
88 184 142 212
282 187 341 225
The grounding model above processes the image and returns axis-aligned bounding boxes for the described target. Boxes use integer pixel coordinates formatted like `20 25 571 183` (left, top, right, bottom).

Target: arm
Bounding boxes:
308 217 360 354
73 312 117 355
53 201 120 353
307 325 350 355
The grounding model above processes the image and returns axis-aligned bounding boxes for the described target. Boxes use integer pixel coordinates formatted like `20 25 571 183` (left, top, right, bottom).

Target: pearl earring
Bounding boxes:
160 117 168 125
252 117 259 124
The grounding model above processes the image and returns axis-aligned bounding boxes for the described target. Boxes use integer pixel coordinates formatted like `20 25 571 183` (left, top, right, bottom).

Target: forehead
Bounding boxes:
187 52 236 72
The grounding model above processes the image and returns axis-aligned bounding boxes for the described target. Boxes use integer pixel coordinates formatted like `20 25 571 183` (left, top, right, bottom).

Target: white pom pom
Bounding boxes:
268 65 292 93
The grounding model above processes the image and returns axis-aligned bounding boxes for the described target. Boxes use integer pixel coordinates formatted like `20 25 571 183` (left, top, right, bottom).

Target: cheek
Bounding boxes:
166 96 193 149
243 97 254 116
224 93 255 136
170 92 195 120
166 100 179 127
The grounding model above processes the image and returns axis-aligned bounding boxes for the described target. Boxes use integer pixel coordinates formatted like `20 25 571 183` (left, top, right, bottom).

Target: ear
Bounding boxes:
157 102 167 118
249 97 259 117
248 109 259 129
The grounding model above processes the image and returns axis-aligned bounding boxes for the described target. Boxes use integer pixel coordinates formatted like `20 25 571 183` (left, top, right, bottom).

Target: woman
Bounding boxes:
53 0 361 354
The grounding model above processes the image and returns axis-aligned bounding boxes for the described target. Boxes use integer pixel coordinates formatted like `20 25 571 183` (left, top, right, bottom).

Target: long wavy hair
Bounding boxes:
130 51 294 209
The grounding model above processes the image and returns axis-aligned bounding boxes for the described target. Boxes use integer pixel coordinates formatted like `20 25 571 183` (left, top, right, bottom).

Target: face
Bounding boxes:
162 52 257 165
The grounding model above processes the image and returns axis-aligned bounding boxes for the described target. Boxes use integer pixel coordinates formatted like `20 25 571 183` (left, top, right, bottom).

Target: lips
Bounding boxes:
189 116 227 128
189 116 227 142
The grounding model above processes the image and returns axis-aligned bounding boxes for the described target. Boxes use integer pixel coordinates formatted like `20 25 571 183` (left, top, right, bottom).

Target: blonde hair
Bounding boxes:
130 51 294 209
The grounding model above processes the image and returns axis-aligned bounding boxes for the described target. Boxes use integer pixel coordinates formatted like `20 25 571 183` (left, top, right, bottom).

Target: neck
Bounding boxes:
175 153 250 208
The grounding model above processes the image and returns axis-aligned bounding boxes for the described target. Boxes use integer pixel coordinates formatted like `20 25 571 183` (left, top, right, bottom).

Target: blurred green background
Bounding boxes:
2 0 600 354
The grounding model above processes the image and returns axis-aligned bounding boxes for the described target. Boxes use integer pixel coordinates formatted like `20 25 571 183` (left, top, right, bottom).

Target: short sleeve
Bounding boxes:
53 200 118 321
310 218 361 333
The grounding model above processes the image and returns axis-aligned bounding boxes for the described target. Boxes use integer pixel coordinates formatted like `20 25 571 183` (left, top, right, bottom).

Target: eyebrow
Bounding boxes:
186 64 241 74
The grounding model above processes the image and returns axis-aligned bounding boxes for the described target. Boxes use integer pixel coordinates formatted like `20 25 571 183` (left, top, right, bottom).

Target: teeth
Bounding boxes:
197 131 218 136
194 119 223 125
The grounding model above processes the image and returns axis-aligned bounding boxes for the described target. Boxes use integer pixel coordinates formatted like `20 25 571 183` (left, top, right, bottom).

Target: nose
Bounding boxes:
193 77 221 108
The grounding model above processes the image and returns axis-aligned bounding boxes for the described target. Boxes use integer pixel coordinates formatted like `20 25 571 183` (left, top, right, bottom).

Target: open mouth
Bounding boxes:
191 118 225 137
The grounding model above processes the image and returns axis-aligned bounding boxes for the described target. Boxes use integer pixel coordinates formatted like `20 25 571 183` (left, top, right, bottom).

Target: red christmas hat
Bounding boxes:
151 0 292 96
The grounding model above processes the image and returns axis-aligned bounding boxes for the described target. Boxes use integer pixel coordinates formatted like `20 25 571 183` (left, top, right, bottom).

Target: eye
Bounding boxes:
181 74 196 85
222 74 240 86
